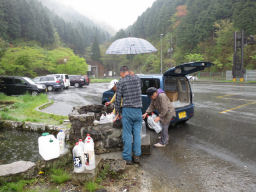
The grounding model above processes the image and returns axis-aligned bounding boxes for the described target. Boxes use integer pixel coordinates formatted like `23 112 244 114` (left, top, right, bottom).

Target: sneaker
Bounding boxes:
133 156 140 164
125 160 133 165
154 143 166 147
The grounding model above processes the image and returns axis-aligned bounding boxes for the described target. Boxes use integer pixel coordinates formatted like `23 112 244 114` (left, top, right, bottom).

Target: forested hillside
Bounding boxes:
0 0 111 77
106 0 256 73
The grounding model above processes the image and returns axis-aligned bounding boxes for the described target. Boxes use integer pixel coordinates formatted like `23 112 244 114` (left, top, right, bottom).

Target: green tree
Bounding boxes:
0 45 88 77
91 36 101 61
233 1 256 35
185 53 204 62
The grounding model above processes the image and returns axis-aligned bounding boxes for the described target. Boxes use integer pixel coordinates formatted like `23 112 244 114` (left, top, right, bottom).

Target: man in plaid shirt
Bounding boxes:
115 66 142 165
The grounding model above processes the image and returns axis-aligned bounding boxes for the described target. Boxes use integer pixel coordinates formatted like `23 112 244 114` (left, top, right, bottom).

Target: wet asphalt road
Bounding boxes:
43 82 256 192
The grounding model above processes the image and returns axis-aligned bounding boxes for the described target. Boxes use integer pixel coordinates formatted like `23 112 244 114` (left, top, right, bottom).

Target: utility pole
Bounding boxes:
233 31 245 82
160 34 164 74
168 33 173 68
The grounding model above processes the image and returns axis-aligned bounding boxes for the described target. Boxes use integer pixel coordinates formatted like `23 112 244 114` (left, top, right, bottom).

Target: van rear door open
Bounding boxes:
163 62 213 77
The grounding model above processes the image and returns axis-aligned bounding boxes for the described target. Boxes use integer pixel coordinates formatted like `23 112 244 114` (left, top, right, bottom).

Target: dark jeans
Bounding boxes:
121 107 142 161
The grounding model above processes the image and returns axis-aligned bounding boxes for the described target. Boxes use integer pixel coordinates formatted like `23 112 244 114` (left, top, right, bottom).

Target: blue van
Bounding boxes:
102 62 212 125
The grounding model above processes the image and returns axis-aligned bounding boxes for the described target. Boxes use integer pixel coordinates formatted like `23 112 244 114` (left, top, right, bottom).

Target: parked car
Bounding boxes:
69 75 87 88
33 75 64 91
0 76 46 96
102 62 213 125
49 74 70 89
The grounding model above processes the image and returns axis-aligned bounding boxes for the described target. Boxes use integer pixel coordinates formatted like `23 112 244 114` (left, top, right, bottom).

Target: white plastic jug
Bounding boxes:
100 114 106 121
73 142 85 173
38 132 60 161
141 121 147 138
57 130 65 154
84 138 95 170
78 139 84 149
84 134 94 147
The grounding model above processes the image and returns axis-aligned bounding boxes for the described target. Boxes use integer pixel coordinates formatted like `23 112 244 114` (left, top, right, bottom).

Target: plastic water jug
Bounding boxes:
85 134 95 149
57 130 65 154
73 142 85 173
84 137 95 170
100 114 106 121
141 121 147 138
78 139 84 149
38 132 60 161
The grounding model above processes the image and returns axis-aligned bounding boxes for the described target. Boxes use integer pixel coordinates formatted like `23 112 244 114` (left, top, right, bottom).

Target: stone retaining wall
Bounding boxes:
0 120 69 139
69 105 123 154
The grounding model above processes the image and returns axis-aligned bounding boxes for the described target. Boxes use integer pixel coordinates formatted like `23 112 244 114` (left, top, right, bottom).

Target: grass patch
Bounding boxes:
25 188 60 192
50 168 71 184
0 179 34 192
90 78 116 83
0 93 67 125
84 181 102 192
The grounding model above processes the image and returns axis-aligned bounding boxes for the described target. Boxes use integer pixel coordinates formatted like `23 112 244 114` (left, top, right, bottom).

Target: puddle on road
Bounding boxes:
0 129 41 164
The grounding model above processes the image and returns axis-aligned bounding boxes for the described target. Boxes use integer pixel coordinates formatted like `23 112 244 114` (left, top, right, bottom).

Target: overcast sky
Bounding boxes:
58 0 156 31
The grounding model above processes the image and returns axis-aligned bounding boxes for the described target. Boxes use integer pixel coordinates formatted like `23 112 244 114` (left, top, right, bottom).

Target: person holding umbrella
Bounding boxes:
115 66 142 165
142 87 176 147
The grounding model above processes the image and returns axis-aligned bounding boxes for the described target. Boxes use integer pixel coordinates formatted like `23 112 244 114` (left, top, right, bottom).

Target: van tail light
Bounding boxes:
56 80 60 83
65 79 66 82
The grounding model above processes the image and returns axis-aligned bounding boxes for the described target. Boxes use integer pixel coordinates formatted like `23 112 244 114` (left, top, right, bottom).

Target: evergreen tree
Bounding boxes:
91 35 101 61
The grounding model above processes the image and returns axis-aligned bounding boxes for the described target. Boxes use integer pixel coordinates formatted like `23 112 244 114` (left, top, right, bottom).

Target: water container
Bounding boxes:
84 134 94 148
84 138 95 170
100 114 106 122
38 132 60 161
78 139 84 149
141 121 147 138
73 142 85 173
57 130 65 154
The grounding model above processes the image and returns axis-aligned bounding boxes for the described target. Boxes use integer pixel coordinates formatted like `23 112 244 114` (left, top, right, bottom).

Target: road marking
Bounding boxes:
220 101 256 114
216 94 234 99
221 98 256 102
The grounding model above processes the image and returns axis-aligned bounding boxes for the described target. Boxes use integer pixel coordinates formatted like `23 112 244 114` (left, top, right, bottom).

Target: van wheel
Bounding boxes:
31 91 38 96
74 83 79 88
47 86 53 92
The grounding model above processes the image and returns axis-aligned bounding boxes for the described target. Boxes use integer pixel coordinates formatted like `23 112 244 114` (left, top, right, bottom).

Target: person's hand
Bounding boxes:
113 113 122 122
154 116 160 123
113 114 119 122
105 102 111 106
142 113 147 119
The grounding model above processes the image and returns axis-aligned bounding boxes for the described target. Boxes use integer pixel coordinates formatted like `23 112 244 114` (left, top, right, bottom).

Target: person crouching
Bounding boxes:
142 87 176 147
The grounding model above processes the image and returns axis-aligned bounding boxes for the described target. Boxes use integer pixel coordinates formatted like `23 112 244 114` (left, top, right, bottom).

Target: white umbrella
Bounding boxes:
106 37 157 55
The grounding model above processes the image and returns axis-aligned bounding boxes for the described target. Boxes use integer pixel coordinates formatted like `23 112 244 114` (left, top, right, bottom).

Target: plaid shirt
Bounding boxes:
115 75 142 114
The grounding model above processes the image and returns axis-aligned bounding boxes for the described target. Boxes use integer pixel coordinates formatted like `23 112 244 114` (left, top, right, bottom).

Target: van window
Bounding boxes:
164 77 177 91
180 79 187 91
65 75 69 79
141 78 160 95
